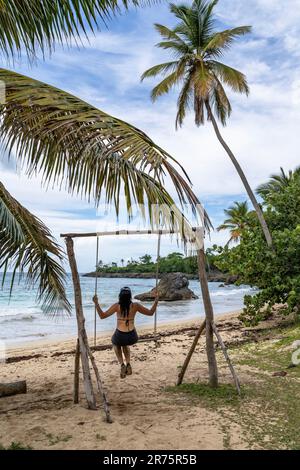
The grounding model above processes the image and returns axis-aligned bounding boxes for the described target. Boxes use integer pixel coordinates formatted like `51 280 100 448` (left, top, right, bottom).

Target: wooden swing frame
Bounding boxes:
60 228 241 424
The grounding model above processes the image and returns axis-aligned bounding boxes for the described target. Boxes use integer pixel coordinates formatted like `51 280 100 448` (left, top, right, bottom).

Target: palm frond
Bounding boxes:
200 0 219 43
175 74 194 129
257 166 300 200
210 61 249 95
155 40 192 57
0 68 207 223
150 70 182 100
204 26 252 56
0 180 71 315
154 23 190 48
141 61 179 81
210 75 232 125
0 0 147 59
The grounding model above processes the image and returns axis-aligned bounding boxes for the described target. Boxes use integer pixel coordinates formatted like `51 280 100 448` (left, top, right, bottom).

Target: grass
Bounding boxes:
46 433 72 446
166 383 243 407
0 442 33 450
166 322 300 450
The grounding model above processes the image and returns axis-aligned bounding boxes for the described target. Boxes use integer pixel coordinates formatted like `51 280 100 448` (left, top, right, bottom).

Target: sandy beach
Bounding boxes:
2 309 293 451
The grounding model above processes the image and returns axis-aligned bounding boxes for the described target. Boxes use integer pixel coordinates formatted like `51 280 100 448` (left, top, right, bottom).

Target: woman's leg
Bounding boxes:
122 346 132 375
122 346 131 365
113 345 126 378
113 345 124 365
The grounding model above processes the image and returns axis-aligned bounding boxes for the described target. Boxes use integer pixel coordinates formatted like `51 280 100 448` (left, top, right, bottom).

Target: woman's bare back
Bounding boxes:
116 303 138 332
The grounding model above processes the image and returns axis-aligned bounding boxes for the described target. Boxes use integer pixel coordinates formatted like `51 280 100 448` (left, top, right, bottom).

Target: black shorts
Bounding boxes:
111 329 139 347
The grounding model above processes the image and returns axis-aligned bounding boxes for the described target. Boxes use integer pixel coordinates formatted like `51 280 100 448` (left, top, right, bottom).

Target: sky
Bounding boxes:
1 0 300 272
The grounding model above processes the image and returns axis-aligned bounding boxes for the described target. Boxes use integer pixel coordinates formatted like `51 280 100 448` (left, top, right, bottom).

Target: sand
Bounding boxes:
0 311 251 450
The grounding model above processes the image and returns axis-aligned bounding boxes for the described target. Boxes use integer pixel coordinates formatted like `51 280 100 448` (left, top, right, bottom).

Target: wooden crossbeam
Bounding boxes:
60 228 202 239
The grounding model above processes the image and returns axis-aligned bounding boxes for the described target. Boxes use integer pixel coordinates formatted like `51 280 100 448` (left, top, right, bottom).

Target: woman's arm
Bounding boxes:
136 298 159 317
92 295 118 319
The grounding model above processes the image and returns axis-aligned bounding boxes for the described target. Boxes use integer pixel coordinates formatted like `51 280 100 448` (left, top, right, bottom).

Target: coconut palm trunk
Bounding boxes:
205 102 273 248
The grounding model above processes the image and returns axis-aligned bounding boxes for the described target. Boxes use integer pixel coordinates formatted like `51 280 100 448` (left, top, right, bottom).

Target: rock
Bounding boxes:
272 371 287 377
134 272 198 302
291 340 300 350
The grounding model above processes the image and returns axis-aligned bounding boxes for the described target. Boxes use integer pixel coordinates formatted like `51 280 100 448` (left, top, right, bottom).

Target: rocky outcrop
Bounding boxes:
134 272 198 302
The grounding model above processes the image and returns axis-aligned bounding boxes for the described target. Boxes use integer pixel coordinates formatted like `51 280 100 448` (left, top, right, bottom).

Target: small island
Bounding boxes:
83 251 238 284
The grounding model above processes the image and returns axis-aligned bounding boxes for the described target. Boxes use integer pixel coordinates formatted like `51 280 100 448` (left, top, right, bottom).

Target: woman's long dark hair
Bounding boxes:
119 287 132 319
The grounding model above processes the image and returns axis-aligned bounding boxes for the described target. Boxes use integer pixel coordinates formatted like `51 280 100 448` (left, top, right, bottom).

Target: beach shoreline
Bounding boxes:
6 310 242 357
1 308 297 450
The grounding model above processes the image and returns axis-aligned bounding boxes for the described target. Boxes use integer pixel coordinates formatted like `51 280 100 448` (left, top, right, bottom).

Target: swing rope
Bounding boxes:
94 236 99 347
93 231 162 342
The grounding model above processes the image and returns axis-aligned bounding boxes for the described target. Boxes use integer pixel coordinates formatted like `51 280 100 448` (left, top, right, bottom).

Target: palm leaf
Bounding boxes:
211 76 232 125
0 0 149 59
210 61 249 95
0 180 71 315
0 68 207 221
141 61 179 80
176 72 194 128
204 26 252 56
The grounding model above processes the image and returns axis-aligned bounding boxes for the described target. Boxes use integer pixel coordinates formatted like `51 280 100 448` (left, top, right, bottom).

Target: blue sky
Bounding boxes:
1 0 300 271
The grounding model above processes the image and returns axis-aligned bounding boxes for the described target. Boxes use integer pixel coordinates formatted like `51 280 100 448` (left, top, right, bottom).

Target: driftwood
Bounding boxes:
177 320 206 386
0 381 27 398
6 354 43 364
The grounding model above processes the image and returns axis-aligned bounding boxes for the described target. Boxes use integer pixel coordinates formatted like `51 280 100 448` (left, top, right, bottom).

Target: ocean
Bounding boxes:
0 274 255 346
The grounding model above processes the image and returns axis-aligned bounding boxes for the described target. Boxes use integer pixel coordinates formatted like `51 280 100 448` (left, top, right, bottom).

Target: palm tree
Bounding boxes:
217 201 252 245
0 1 208 314
257 166 300 201
141 0 273 248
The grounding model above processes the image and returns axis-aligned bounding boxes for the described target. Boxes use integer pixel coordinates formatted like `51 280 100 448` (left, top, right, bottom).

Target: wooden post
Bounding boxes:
65 237 97 410
177 320 206 386
88 349 112 423
211 322 241 396
73 339 80 404
197 248 219 388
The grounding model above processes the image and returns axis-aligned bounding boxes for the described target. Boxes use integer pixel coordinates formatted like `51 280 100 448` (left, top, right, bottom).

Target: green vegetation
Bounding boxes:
97 251 221 275
214 166 300 326
167 322 300 450
166 383 242 406
0 442 33 450
97 252 197 274
46 433 72 446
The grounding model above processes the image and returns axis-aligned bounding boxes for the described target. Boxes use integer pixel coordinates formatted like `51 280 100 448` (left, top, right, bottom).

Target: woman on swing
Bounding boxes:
93 287 158 379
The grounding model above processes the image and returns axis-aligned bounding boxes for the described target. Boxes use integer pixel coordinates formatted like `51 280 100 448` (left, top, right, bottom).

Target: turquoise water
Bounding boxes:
0 274 255 346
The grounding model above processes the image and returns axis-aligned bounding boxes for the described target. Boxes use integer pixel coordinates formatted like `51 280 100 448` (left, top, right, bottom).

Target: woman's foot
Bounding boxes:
120 363 126 379
126 363 132 376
